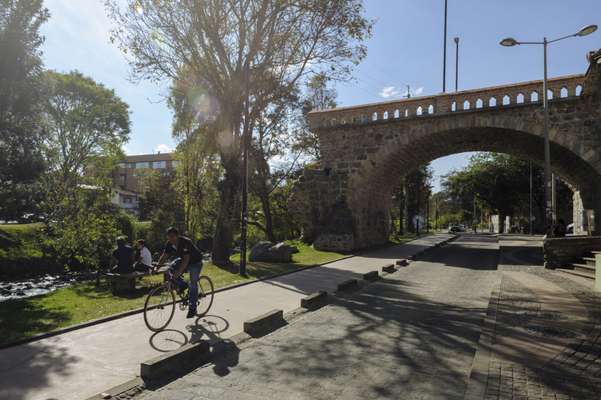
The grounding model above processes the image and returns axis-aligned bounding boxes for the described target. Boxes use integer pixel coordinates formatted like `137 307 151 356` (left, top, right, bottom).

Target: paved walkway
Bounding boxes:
466 236 601 400
0 234 453 400
135 234 501 400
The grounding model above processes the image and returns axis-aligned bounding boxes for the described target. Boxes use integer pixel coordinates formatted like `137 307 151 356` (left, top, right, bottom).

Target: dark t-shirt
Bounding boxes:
164 236 203 264
112 245 134 273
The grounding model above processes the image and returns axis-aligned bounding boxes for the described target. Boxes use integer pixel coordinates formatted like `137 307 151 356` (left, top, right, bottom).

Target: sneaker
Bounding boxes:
186 309 197 319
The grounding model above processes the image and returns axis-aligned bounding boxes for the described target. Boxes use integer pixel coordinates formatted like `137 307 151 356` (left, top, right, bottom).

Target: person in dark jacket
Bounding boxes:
110 236 135 274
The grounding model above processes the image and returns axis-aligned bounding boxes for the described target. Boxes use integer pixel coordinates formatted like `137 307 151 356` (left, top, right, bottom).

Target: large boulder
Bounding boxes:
249 241 298 262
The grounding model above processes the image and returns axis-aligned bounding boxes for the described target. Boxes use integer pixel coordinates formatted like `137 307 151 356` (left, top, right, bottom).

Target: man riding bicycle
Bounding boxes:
157 227 204 318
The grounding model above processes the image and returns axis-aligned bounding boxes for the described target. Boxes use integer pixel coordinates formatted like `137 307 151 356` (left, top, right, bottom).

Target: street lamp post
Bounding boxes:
454 37 459 91
500 24 597 235
442 0 448 92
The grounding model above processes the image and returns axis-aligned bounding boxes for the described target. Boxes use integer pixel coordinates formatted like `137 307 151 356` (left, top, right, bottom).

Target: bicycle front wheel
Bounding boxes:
195 276 214 317
144 283 176 332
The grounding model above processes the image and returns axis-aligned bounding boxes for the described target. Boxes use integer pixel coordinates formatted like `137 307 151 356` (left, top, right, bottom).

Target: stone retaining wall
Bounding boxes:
543 236 601 268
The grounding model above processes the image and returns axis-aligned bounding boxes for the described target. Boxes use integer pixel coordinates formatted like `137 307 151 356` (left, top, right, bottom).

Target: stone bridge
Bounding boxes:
294 49 601 252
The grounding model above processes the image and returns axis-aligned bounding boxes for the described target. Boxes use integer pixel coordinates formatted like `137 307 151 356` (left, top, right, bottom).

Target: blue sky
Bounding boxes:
40 0 600 191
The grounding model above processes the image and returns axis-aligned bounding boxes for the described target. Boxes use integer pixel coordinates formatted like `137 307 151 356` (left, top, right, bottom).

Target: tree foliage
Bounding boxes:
107 0 373 264
42 70 131 203
0 0 49 220
439 153 573 232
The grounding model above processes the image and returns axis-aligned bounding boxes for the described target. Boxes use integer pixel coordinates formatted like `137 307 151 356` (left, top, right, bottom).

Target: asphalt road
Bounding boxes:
139 234 502 400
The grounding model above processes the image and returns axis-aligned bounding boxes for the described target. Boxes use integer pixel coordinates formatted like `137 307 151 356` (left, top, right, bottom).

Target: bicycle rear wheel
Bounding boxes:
144 283 176 331
195 276 214 317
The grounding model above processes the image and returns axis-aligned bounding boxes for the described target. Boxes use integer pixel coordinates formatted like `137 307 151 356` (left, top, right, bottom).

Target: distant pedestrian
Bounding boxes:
110 236 135 274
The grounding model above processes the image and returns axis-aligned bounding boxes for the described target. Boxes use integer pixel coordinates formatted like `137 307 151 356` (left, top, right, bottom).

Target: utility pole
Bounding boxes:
529 161 533 235
406 85 411 99
454 37 460 91
442 0 448 92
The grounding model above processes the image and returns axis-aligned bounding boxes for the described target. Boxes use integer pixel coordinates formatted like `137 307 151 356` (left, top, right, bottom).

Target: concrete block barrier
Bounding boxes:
337 279 359 291
300 291 328 310
243 309 286 337
362 271 379 281
396 259 409 266
382 264 396 273
141 340 210 381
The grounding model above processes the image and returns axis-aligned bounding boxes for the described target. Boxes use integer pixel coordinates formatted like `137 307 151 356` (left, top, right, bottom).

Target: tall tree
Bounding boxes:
42 70 131 207
0 0 49 221
107 0 372 265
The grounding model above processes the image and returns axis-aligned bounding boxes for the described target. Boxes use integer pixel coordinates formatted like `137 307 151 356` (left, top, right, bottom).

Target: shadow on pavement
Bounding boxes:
415 234 499 271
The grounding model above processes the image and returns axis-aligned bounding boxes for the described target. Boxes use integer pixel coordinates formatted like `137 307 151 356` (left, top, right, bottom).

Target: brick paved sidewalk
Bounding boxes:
466 270 601 400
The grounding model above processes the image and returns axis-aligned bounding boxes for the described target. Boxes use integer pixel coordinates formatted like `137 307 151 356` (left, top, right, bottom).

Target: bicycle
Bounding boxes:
143 265 214 332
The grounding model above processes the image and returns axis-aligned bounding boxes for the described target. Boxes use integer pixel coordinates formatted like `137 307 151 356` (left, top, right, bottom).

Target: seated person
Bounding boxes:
134 239 153 273
110 236 135 274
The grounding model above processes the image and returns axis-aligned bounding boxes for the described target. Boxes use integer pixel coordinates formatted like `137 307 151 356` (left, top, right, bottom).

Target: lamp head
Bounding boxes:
576 24 597 37
500 37 519 47
454 37 459 44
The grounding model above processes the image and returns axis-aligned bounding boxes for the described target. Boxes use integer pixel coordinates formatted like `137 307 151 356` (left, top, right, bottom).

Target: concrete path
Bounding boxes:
466 235 601 399
0 234 453 400
136 234 501 400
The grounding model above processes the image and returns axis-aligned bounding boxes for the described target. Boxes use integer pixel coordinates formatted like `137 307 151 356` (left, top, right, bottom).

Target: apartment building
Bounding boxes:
111 152 179 215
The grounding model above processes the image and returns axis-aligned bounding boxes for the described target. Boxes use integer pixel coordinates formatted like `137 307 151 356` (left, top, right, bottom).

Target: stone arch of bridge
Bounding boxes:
346 126 601 249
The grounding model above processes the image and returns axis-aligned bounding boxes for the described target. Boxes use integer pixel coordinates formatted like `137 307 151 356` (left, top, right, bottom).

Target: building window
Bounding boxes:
152 161 166 169
122 196 132 204
118 162 127 168
119 174 126 186
171 160 179 168
136 161 150 169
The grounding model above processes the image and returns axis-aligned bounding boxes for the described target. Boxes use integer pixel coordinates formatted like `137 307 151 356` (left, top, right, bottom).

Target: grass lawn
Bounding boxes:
0 241 347 347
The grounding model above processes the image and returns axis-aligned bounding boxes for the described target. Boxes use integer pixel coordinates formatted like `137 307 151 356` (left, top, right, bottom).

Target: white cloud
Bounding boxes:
155 144 173 154
379 86 401 98
380 85 425 99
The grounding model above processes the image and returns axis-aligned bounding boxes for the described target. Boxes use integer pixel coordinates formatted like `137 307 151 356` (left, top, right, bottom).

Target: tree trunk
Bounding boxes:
259 192 276 242
211 159 241 266
398 186 405 235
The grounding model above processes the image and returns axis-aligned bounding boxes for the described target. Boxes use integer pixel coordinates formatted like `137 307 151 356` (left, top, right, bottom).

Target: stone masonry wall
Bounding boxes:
294 49 601 251
543 236 601 268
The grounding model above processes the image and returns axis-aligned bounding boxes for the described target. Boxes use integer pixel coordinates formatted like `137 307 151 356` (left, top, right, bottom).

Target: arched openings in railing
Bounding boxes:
489 97 497 107
463 100 470 110
372 112 378 121
451 101 457 112
476 99 483 109
383 111 389 120
547 89 554 100
575 84 583 96
502 95 510 106
416 106 423 116
560 87 568 98
516 93 525 104
428 105 434 114
531 91 539 103
394 109 400 118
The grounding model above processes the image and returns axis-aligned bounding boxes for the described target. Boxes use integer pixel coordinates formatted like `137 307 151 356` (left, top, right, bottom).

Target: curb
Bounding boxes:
337 279 359 292
464 283 501 400
243 309 286 338
300 291 328 310
362 270 379 281
382 264 396 273
141 341 211 381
